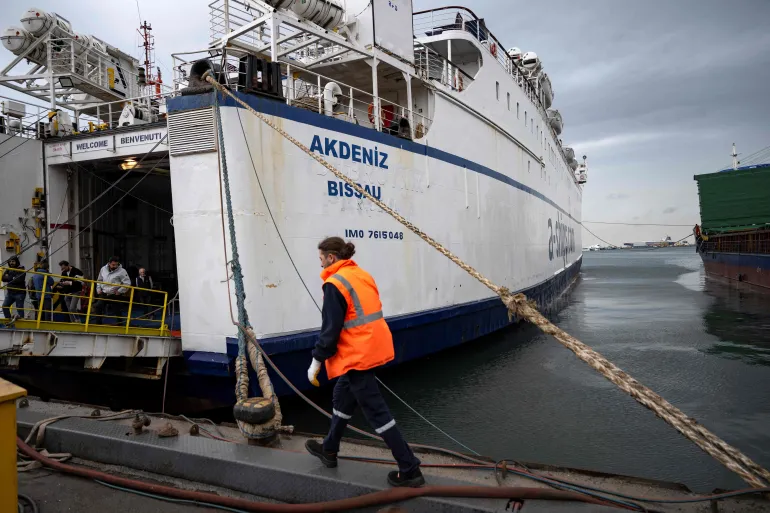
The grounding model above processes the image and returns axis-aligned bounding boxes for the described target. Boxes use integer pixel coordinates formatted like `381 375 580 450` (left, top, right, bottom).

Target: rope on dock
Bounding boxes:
204 74 770 489
213 93 289 441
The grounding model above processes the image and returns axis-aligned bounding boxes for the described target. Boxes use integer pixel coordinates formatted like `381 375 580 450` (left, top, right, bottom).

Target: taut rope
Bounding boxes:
205 74 770 488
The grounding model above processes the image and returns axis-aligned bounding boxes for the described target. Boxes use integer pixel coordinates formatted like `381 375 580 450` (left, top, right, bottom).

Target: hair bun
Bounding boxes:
342 242 356 259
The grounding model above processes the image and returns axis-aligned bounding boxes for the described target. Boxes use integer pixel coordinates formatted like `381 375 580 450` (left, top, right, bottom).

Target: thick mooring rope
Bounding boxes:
214 94 286 439
204 75 770 489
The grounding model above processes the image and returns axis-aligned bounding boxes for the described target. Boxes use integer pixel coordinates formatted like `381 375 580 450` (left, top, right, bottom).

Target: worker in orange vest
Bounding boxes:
305 237 424 487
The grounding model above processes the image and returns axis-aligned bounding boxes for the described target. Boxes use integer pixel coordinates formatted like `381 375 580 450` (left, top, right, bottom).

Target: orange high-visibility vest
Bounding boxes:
320 259 394 379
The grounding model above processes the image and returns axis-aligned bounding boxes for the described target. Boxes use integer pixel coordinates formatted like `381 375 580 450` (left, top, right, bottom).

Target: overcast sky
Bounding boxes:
2 0 769 245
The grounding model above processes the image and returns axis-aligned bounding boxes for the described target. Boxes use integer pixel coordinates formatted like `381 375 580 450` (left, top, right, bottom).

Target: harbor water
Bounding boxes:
283 247 770 493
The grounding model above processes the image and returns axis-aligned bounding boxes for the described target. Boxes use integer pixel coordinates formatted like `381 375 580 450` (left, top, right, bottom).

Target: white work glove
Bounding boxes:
307 358 322 387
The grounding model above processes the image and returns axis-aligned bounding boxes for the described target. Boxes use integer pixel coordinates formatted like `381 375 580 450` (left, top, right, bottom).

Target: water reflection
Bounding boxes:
701 280 770 365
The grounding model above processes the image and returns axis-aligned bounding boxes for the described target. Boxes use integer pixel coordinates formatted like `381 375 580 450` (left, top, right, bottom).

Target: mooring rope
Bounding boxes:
204 74 770 489
214 93 289 440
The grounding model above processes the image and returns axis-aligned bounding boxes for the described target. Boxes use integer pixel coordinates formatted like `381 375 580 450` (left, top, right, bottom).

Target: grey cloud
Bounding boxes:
606 193 629 200
663 207 678 214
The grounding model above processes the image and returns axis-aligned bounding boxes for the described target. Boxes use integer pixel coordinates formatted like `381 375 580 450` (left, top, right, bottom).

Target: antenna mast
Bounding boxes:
138 20 162 97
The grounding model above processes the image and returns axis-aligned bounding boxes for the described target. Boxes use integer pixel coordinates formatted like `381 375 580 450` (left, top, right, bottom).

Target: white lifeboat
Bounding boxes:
564 147 575 161
569 159 578 171
1 26 34 55
521 52 541 74
507 47 522 62
290 0 345 29
71 33 106 58
539 72 553 109
547 109 563 135
21 8 71 38
72 33 91 55
1 26 46 64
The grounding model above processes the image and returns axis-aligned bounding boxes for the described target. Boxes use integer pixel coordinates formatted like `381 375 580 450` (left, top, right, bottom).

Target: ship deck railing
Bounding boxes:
65 92 173 131
0 92 174 141
413 6 578 182
413 40 476 94
283 64 433 138
172 48 434 140
0 95 49 139
413 7 544 113
0 267 172 337
700 228 770 255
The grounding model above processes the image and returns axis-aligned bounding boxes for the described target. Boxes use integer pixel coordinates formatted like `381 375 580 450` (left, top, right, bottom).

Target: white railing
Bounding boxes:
41 38 142 101
413 8 542 111
284 64 432 138
413 41 474 93
72 94 171 132
0 92 172 139
209 0 271 51
0 96 48 139
414 7 578 182
172 49 432 140
208 0 360 69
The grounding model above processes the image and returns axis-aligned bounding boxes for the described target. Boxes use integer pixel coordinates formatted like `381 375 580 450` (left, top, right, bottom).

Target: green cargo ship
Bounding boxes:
694 145 770 290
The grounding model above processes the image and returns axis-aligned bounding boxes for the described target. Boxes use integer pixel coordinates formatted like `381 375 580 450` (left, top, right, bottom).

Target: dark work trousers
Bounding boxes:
2 291 25 319
91 294 126 325
323 369 420 474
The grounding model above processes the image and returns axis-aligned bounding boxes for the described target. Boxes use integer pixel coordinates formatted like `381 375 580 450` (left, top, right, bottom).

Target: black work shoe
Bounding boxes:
387 468 425 488
305 439 338 468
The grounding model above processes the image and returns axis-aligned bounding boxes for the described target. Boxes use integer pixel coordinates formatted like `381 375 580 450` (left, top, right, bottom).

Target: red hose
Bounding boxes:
17 437 620 511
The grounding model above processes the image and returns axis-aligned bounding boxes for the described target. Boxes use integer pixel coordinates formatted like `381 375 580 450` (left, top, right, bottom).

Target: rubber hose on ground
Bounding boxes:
16 437 626 511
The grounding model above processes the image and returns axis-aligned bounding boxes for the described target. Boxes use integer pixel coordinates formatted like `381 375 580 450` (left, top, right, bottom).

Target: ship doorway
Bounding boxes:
67 156 176 298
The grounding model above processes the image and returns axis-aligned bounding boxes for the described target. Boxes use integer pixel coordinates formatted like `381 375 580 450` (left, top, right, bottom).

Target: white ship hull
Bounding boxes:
168 88 582 388
0 2 585 402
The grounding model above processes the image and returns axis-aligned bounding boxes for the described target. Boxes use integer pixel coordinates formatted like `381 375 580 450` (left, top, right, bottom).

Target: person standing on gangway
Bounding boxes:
2 256 27 322
53 260 84 323
91 256 131 325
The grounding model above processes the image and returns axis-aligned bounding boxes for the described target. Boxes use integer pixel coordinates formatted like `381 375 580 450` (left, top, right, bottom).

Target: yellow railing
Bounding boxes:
0 267 169 336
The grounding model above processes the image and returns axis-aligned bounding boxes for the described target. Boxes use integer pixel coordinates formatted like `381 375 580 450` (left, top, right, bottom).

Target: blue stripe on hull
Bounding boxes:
699 250 770 290
168 92 577 221
699 250 770 270
183 257 582 400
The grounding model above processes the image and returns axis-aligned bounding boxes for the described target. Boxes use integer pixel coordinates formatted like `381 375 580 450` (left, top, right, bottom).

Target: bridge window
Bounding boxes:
496 81 500 100
516 102 520 119
525 112 527 126
507 92 510 111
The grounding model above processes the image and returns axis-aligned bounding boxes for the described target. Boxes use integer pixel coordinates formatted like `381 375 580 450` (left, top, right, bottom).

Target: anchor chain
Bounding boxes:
204 74 770 488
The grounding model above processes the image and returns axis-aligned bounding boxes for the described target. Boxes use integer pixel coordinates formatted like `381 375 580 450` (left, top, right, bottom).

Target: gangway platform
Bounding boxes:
1 267 181 377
